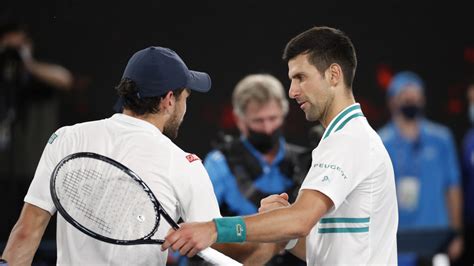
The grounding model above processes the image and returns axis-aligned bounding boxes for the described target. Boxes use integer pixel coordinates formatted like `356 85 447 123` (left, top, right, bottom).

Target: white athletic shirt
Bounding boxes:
300 103 398 265
24 113 222 265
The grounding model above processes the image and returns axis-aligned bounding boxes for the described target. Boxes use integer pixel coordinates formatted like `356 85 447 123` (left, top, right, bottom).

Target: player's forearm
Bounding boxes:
245 197 327 242
2 220 46 265
2 204 51 265
242 190 331 243
447 186 463 230
245 204 316 242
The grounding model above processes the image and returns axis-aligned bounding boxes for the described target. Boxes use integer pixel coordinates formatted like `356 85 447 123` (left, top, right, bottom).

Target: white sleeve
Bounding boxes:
172 154 222 222
300 134 367 211
24 128 66 215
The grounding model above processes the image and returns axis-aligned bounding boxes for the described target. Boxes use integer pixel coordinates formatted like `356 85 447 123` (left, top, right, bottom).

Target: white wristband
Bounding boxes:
285 239 298 250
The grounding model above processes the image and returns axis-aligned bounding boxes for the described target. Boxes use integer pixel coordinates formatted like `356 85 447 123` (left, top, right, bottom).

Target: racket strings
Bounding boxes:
96 166 157 240
110 174 157 240
104 173 140 238
61 168 112 234
55 157 158 240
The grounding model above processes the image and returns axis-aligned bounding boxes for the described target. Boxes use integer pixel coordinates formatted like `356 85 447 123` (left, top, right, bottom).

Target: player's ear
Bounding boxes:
160 91 176 113
327 63 343 87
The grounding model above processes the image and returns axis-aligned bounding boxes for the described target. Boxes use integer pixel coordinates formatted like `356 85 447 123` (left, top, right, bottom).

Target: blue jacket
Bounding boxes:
378 119 460 229
204 136 308 216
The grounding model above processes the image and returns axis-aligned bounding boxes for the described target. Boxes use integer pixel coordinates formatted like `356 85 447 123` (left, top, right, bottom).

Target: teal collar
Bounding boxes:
322 103 364 140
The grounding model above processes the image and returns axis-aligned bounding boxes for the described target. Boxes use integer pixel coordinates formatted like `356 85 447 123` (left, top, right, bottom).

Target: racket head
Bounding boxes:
50 152 165 245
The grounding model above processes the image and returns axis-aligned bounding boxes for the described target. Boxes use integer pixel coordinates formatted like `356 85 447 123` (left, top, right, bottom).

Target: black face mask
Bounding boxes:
399 104 422 120
247 127 282 153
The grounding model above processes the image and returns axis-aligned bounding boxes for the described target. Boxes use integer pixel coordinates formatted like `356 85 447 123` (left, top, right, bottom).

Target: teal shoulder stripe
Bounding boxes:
320 217 370 223
323 105 361 140
334 112 364 132
318 227 369 233
48 133 58 144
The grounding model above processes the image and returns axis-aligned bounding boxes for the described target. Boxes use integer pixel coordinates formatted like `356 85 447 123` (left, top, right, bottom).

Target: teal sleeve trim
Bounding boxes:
320 217 370 223
213 216 246 243
318 227 369 233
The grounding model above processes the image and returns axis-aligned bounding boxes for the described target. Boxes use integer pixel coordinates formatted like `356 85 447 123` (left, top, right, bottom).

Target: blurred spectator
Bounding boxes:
378 71 463 262
0 21 73 178
204 74 310 266
460 82 474 264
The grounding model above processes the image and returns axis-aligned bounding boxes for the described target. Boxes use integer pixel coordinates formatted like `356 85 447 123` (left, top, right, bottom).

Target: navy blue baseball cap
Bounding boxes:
122 46 211 96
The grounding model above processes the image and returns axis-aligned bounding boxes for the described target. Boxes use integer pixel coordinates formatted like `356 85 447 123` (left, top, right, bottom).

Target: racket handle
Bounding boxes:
197 247 242 266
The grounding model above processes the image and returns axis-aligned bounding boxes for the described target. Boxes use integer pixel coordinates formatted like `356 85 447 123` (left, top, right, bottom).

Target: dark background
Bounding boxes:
1 0 473 259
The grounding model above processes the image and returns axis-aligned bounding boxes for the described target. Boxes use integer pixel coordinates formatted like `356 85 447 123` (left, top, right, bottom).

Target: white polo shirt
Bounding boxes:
300 103 398 265
24 113 222 265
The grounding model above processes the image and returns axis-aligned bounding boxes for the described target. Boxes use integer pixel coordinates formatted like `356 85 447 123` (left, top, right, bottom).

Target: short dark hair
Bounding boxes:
115 78 185 115
283 26 357 88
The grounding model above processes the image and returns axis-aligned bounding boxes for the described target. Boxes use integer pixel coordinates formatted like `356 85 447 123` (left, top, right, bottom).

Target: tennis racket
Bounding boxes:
50 152 241 265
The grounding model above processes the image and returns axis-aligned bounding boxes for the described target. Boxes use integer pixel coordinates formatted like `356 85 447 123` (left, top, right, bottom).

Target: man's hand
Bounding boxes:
162 221 217 257
258 193 290 213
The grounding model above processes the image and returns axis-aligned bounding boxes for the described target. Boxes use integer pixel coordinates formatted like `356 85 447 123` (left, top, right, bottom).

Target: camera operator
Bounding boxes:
0 21 73 178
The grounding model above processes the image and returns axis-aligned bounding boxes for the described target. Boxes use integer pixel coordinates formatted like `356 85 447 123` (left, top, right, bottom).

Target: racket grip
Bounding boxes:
197 247 242 266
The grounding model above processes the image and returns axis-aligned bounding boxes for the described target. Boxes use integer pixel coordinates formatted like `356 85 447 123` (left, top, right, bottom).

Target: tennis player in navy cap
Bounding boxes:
1 46 277 265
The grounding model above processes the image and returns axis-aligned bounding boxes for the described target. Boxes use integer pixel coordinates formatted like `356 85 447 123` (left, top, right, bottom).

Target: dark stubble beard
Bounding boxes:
308 90 334 123
163 112 182 139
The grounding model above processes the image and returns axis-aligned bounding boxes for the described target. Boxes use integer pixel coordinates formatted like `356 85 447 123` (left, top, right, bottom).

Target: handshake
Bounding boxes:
161 193 292 258
258 193 290 213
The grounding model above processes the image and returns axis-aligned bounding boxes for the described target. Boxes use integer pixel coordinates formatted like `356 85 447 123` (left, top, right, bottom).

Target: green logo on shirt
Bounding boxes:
313 163 348 179
48 133 58 144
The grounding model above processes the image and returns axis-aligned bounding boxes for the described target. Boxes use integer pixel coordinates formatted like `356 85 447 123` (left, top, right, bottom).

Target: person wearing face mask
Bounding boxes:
378 71 463 263
203 74 309 266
